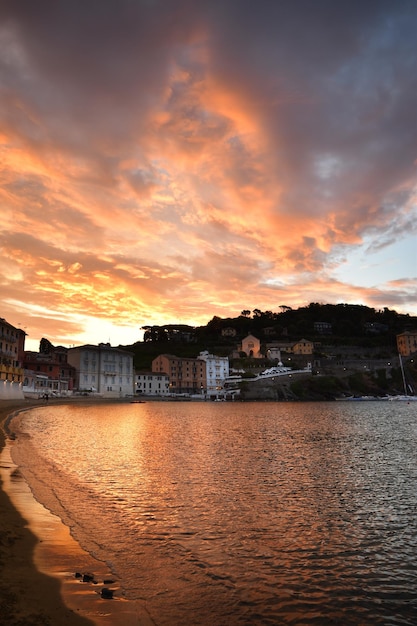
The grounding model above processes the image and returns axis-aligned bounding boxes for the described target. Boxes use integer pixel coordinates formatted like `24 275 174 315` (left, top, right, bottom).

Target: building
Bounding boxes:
364 322 388 334
23 347 76 396
198 351 229 398
292 339 314 355
240 334 262 358
68 343 134 397
397 331 417 357
135 371 170 396
266 346 282 361
314 321 332 335
152 354 206 395
0 317 26 399
221 327 237 338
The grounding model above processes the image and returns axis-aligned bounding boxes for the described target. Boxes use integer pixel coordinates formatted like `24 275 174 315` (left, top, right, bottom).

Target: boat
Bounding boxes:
388 354 417 401
337 395 389 401
388 395 417 402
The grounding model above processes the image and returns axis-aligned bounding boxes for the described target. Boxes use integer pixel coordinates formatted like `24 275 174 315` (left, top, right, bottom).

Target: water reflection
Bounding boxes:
11 401 417 625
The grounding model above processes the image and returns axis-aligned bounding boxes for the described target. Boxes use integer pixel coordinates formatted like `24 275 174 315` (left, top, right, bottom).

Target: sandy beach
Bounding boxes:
0 398 155 626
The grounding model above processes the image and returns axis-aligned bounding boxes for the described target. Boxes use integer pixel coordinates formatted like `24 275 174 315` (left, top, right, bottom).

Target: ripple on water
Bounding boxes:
10 401 417 625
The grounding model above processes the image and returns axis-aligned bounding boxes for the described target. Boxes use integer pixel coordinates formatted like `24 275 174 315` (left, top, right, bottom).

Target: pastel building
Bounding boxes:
135 371 170 396
240 334 262 358
292 339 314 355
152 354 206 395
23 346 76 396
68 343 134 397
198 351 229 398
397 331 417 357
0 317 26 399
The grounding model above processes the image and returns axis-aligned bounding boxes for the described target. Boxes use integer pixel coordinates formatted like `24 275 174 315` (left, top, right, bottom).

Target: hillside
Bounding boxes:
120 303 417 370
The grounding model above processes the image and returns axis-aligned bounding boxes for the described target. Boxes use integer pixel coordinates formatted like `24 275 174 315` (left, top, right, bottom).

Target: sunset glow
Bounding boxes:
1 0 416 350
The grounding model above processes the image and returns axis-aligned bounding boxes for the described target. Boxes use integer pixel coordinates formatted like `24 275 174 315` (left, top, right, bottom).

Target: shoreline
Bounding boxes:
0 398 154 626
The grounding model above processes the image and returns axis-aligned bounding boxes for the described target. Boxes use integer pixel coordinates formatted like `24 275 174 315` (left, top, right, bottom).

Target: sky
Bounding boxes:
1 0 416 351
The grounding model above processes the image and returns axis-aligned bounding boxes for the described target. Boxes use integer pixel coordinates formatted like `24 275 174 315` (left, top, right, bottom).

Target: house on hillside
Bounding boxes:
292 339 314 355
221 327 237 338
314 321 332 335
240 334 262 358
266 346 282 361
397 331 417 356
266 339 314 358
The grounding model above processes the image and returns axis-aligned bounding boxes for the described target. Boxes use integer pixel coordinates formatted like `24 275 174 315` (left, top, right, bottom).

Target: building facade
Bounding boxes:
240 334 262 358
135 371 170 396
68 343 134 397
292 339 314 355
266 346 282 361
152 354 206 395
314 321 332 335
23 347 76 396
397 331 417 357
197 351 229 398
0 317 26 399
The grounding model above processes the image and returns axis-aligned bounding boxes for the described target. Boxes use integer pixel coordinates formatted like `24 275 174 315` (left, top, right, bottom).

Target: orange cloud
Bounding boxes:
1 1 416 349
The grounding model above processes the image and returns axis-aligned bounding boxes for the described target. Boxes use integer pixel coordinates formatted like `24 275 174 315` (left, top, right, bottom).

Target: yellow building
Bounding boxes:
292 339 314 355
0 317 26 399
397 331 417 356
240 334 262 358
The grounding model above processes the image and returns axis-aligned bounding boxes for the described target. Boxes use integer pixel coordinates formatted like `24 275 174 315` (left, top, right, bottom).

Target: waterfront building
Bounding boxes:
68 343 134 397
23 347 76 396
0 317 26 399
152 354 206 395
135 371 170 396
198 351 230 398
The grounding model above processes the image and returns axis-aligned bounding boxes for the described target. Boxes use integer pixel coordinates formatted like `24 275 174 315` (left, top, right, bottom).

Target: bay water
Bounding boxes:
9 401 417 625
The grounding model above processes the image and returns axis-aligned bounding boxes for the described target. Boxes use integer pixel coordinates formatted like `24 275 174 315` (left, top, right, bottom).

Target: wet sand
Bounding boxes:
0 398 155 626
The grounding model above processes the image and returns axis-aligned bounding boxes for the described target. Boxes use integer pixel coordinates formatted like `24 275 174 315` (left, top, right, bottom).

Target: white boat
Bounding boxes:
388 354 417 401
388 395 417 401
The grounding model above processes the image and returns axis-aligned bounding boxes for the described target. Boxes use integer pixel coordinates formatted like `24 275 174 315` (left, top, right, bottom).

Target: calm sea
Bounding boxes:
9 401 417 625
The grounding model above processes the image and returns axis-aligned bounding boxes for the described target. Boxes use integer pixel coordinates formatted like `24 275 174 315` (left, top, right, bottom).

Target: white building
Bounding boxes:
135 371 170 396
198 351 230 398
266 346 282 361
68 343 134 398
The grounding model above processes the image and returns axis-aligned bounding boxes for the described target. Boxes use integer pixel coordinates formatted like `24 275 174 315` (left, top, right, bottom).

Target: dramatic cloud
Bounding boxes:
0 0 416 348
